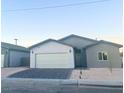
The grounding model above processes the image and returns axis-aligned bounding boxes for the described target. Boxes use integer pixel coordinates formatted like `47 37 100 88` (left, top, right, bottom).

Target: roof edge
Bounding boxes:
1 42 28 49
85 40 123 49
29 39 73 49
1 42 29 52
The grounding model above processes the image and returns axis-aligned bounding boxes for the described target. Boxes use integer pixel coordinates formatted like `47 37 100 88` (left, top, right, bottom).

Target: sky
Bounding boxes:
1 0 123 47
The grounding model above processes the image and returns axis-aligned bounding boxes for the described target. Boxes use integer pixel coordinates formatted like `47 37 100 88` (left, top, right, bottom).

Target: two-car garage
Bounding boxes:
30 39 74 68
35 53 70 68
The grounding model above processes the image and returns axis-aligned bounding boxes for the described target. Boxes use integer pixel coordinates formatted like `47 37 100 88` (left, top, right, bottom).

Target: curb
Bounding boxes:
2 78 123 87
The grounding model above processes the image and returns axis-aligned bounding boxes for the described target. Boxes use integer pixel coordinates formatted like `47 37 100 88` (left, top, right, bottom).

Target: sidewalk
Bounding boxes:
2 78 123 93
70 68 123 81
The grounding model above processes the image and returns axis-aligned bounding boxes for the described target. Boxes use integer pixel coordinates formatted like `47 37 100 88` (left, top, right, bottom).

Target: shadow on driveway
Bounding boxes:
8 68 73 79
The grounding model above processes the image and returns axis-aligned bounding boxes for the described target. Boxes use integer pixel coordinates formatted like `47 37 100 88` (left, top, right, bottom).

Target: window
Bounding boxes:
103 52 108 60
98 52 108 60
98 52 102 60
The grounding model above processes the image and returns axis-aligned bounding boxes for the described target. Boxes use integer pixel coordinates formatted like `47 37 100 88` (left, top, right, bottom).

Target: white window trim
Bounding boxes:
97 51 109 61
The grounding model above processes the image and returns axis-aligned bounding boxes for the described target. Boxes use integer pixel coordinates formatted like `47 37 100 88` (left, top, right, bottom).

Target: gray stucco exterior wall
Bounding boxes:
86 43 122 68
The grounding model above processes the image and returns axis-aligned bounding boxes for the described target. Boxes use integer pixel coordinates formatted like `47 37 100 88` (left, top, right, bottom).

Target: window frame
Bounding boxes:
97 51 108 61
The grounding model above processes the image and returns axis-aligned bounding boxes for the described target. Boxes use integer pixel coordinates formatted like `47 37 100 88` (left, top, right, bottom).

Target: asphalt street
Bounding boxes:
1 68 123 93
2 85 122 93
2 79 122 93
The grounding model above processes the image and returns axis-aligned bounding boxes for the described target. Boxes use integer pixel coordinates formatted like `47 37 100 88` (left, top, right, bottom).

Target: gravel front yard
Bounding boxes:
1 67 123 80
8 68 73 79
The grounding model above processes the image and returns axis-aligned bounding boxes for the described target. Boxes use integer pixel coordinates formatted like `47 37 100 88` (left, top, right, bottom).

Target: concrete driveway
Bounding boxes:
1 67 29 78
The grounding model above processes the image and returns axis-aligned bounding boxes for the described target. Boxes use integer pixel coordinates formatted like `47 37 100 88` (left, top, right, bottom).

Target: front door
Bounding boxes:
74 48 87 68
74 49 82 68
81 48 87 67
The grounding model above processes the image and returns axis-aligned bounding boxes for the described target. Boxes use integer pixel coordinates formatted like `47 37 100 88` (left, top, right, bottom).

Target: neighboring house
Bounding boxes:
1 42 30 67
29 34 122 68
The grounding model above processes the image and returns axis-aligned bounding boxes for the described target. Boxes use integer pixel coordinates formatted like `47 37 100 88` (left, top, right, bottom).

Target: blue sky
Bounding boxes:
1 0 123 47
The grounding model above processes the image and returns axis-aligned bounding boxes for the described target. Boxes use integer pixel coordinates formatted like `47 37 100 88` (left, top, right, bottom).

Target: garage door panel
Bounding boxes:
36 53 70 68
36 63 69 68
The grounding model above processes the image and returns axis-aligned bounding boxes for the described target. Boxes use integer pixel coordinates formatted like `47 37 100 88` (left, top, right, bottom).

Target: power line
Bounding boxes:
3 0 110 12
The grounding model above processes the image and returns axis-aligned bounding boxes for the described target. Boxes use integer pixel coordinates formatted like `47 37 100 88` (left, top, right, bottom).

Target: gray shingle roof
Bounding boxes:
29 34 123 49
59 34 98 42
1 42 29 52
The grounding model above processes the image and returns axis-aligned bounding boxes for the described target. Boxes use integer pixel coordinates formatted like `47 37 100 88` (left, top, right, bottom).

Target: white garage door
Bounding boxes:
35 53 70 68
1 54 4 67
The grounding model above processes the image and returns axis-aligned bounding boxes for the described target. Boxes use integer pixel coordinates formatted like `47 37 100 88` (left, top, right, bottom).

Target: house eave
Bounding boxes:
85 40 123 49
29 39 74 49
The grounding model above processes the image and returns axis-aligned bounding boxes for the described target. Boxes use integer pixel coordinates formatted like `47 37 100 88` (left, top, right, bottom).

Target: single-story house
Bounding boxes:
29 34 122 68
1 42 30 67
